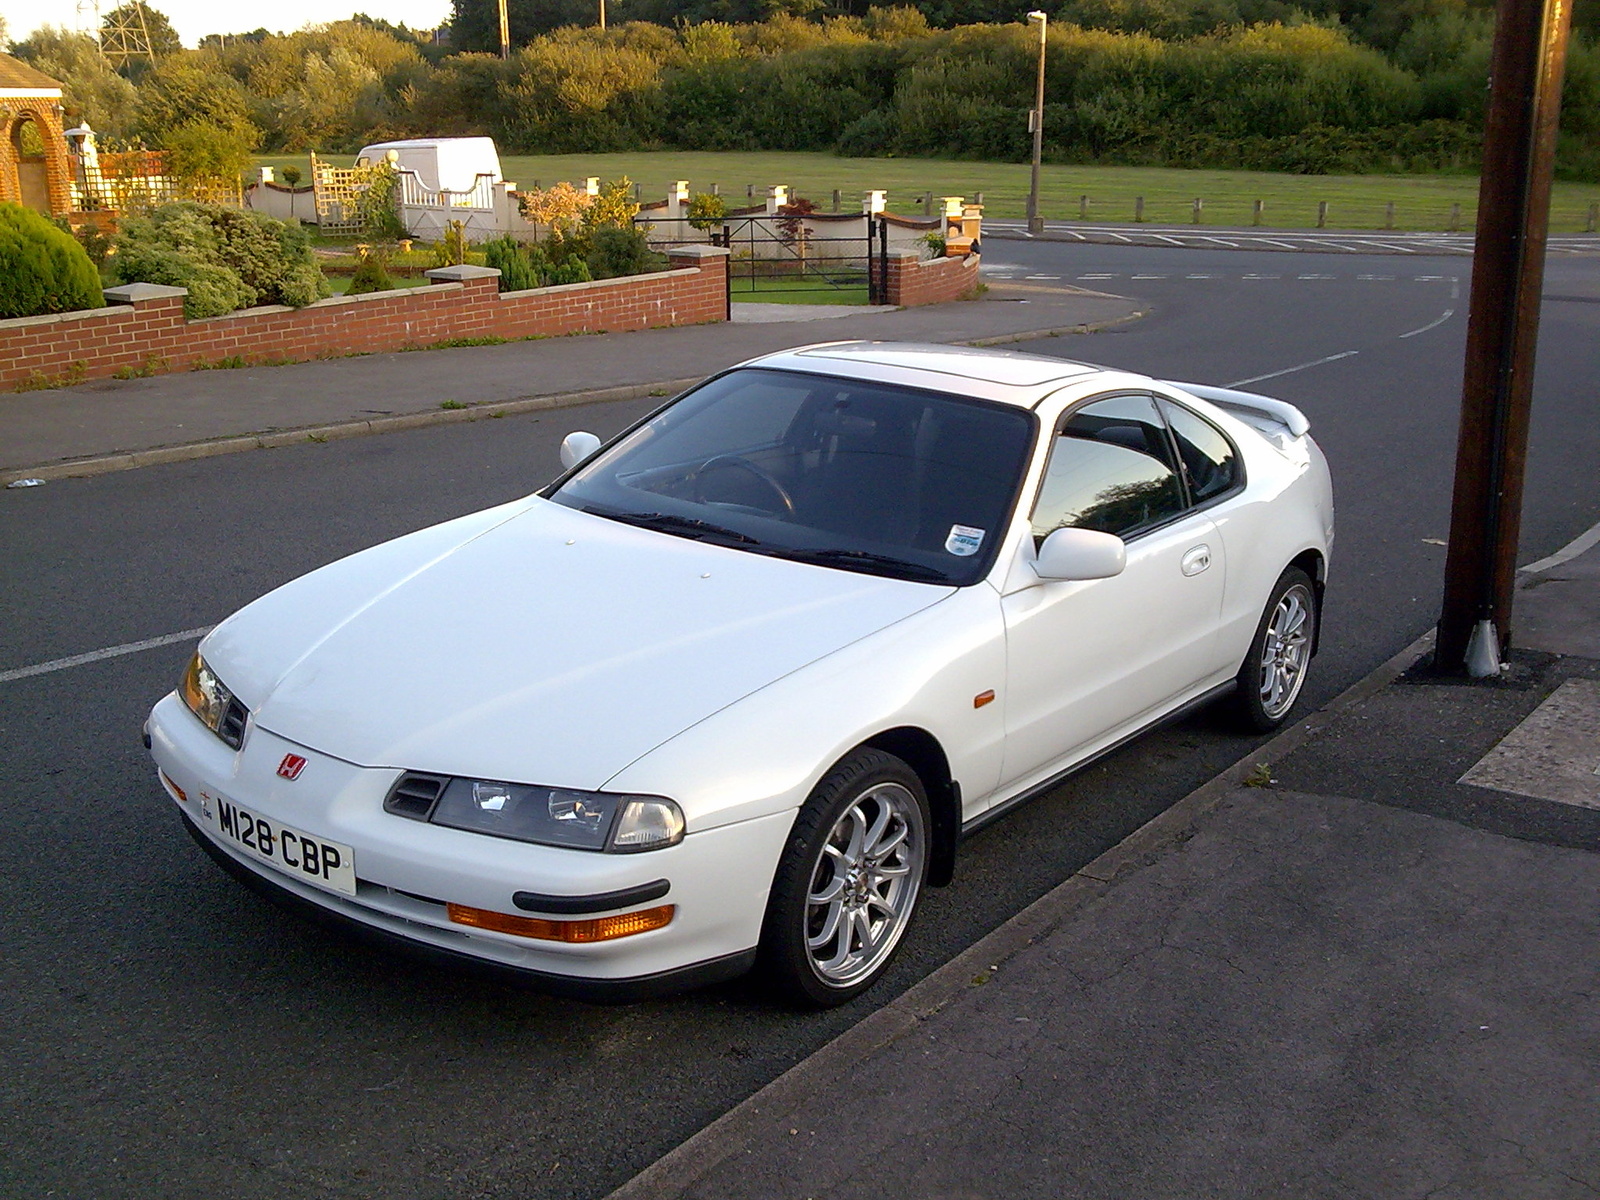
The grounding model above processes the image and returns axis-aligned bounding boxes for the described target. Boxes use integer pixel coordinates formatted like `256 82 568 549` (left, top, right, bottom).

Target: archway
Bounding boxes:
13 115 50 211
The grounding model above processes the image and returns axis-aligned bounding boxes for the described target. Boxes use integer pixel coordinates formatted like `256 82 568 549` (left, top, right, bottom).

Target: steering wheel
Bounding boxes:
692 454 796 517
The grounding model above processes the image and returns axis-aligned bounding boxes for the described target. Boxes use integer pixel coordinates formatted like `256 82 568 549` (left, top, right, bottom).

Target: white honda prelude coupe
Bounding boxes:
145 342 1333 1006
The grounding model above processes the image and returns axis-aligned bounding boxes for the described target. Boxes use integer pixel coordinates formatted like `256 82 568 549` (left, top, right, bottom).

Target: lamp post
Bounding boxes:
1026 10 1047 235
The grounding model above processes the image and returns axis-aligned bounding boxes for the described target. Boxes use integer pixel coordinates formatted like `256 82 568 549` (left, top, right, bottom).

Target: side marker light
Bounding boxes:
974 690 996 708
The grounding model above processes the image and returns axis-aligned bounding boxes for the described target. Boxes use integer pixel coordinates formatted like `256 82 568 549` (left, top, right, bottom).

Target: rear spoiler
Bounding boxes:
1162 381 1310 439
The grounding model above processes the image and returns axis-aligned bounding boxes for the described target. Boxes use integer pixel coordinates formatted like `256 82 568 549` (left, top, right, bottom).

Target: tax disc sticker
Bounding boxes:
945 525 986 556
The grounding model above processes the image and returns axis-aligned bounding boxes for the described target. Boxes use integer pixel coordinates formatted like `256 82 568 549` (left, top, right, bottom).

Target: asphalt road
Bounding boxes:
2 241 1597 1200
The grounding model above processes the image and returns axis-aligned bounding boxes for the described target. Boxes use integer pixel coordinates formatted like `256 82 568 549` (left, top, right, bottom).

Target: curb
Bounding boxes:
0 317 1144 486
0 378 702 487
603 625 1438 1200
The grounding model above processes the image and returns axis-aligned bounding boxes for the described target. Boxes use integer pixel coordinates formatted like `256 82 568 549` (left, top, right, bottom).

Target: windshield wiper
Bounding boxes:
788 548 951 583
596 509 762 546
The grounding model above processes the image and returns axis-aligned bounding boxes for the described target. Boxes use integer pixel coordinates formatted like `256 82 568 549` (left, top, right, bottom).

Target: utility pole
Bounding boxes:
599 0 606 30
1026 11 1046 235
1435 0 1574 675
497 0 510 59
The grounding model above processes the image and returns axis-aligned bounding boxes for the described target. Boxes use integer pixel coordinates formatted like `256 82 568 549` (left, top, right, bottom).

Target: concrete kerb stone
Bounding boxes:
0 377 704 485
602 624 1440 1200
0 314 1146 486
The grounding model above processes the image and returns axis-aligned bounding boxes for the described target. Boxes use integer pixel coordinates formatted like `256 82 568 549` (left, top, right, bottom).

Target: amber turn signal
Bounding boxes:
447 902 675 943
973 689 996 708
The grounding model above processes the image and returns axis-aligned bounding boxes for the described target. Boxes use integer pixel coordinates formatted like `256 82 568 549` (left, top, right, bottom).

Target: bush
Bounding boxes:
112 202 330 318
482 235 541 291
346 253 398 294
0 203 104 319
585 226 662 280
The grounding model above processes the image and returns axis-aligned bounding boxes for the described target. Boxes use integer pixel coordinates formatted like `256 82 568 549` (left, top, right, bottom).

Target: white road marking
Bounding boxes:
1226 350 1359 388
1130 274 1168 279
1414 275 1447 281
1358 274 1397 281
1297 273 1335 280
1186 273 1216 279
1400 309 1456 338
1078 273 1117 279
1256 239 1298 250
1241 273 1282 280
1025 274 1061 280
0 627 214 685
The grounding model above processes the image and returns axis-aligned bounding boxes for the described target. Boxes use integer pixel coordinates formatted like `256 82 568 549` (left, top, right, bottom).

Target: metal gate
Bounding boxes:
640 214 891 311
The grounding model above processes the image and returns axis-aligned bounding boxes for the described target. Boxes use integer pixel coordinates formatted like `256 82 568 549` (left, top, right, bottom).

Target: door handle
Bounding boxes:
1181 545 1212 576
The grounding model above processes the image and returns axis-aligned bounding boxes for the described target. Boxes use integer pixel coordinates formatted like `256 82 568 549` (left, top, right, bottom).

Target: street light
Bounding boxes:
1026 10 1047 235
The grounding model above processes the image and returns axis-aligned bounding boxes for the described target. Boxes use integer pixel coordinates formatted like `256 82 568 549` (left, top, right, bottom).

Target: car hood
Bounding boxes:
204 497 951 788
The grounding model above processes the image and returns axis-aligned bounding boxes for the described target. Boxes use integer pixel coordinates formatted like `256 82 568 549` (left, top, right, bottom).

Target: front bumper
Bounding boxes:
146 692 791 993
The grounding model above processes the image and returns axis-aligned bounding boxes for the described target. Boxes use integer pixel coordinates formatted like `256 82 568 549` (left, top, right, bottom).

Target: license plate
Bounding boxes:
202 793 357 897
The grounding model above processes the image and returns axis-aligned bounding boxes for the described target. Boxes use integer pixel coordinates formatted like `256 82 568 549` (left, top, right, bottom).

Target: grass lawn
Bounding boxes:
260 151 1600 232
730 274 870 305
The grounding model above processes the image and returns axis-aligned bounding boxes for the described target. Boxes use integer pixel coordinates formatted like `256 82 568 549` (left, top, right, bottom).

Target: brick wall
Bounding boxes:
0 246 729 391
880 251 981 308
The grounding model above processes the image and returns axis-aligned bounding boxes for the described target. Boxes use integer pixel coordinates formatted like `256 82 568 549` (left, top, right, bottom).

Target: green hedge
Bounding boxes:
0 204 104 320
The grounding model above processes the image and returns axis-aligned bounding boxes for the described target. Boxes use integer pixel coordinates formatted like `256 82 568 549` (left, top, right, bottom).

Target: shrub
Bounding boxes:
687 192 728 231
346 253 398 294
482 235 541 291
111 202 329 318
0 203 104 319
585 226 663 280
280 165 303 187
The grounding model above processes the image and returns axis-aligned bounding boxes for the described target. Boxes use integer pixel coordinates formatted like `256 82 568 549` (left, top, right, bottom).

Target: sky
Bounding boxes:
1 0 452 48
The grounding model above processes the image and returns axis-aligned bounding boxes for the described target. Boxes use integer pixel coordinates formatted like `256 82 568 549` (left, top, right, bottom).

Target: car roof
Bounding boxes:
740 342 1117 408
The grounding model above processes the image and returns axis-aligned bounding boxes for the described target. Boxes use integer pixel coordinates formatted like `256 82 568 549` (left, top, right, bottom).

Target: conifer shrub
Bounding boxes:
345 253 398 295
0 203 104 319
112 202 329 318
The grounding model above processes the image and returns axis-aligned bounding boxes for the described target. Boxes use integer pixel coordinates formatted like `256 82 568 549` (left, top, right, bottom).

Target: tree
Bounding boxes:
100 2 185 59
135 57 259 145
8 27 141 140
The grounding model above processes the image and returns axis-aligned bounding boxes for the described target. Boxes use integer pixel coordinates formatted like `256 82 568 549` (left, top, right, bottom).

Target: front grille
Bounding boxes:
218 698 249 749
385 772 448 821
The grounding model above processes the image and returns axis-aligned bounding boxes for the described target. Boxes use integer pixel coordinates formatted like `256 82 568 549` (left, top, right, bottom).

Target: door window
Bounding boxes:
1031 395 1185 544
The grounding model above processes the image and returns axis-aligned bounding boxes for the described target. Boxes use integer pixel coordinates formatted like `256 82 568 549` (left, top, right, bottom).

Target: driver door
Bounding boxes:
997 393 1227 793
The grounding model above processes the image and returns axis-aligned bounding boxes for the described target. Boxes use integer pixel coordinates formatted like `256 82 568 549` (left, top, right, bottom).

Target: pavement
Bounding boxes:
7 277 1599 1198
602 535 1600 1200
0 286 1140 484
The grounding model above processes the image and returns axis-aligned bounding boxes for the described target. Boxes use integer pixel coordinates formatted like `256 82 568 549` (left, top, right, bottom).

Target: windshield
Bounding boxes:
548 367 1036 586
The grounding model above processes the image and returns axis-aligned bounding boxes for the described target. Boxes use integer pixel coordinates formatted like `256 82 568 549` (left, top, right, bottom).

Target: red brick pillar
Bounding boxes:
884 250 919 307
101 282 188 369
667 244 731 323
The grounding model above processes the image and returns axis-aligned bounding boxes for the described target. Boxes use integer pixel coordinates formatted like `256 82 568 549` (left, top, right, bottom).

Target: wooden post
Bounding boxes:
1588 201 1598 232
1252 199 1264 226
1437 0 1575 674
832 188 841 212
1317 200 1328 228
1385 200 1396 229
975 191 984 205
1134 196 1144 223
1450 202 1462 232
1192 198 1202 223
1079 194 1089 220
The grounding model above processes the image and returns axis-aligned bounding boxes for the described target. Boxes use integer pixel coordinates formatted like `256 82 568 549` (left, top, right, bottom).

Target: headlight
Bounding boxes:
388 773 685 853
180 652 248 749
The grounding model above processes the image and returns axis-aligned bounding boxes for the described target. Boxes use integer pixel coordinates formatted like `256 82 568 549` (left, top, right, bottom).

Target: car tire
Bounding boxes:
758 749 930 1008
1231 565 1318 733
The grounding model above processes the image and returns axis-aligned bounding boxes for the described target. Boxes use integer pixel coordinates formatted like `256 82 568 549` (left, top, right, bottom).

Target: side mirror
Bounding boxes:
559 431 603 471
1034 527 1126 581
